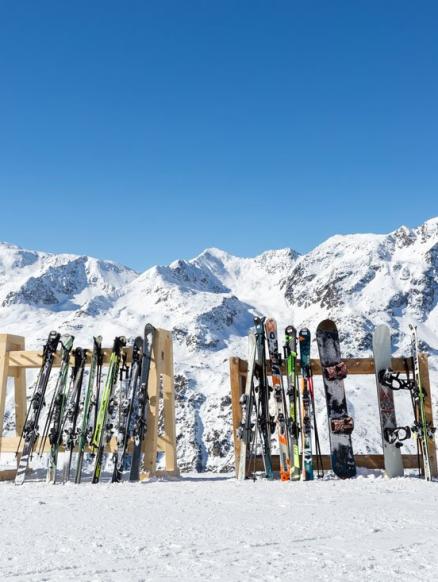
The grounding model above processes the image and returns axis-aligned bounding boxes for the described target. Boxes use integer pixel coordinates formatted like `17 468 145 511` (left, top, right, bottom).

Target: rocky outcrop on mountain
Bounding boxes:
0 218 437 472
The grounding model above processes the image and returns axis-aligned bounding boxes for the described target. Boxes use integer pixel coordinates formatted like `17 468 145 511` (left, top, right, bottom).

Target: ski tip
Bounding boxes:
285 325 297 336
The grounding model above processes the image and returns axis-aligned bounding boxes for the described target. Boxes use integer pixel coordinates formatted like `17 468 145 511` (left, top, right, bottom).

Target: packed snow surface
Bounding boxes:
1 473 438 581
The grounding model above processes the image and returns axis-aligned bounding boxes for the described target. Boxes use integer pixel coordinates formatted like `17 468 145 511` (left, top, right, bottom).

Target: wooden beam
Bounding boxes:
248 454 423 472
0 336 10 438
141 331 162 478
237 356 416 376
230 357 244 478
160 330 179 476
7 347 133 369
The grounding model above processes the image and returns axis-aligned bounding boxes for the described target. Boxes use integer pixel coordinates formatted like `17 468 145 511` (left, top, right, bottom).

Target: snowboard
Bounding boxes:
316 319 356 479
372 325 404 478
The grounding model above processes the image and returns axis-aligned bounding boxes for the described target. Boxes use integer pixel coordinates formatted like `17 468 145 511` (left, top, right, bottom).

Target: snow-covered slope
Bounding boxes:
0 218 437 472
1 472 437 581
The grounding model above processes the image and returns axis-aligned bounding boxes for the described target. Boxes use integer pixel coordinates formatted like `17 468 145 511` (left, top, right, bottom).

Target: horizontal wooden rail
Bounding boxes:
235 356 416 376
7 347 136 369
249 454 422 472
0 435 165 454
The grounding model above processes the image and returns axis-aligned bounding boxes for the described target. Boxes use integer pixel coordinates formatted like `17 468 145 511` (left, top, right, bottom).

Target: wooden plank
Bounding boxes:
161 330 180 476
8 347 132 368
230 358 244 478
419 353 438 477
237 356 417 376
248 454 423 472
0 469 18 482
0 435 135 454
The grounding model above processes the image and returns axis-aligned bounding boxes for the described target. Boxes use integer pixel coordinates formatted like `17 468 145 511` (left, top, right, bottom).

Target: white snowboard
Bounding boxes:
373 324 404 478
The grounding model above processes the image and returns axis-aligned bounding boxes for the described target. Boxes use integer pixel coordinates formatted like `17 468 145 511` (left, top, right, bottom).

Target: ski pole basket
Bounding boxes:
0 330 179 481
229 354 438 478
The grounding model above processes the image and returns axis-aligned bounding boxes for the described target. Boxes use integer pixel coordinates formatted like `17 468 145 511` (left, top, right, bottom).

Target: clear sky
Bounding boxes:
0 1 437 271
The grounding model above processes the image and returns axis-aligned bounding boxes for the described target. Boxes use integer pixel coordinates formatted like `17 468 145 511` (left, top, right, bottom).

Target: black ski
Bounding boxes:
15 331 61 485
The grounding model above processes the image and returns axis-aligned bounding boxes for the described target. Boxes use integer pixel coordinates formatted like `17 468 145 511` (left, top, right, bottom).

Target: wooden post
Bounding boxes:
0 335 11 440
230 357 244 478
419 353 438 478
159 330 179 476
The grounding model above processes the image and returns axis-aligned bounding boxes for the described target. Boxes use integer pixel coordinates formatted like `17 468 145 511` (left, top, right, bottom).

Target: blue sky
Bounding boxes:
0 1 437 271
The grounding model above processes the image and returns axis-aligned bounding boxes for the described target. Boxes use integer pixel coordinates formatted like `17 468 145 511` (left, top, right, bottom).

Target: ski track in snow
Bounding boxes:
1 473 438 581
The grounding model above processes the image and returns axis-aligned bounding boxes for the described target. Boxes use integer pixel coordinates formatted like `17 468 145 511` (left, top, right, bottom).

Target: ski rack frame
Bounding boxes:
230 354 438 478
0 330 179 481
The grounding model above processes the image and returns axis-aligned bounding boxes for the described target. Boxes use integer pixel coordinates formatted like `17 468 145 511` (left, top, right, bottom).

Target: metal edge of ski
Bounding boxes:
15 330 61 486
129 324 156 482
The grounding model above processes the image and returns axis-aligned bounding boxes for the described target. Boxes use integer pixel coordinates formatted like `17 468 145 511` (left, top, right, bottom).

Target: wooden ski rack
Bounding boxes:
0 329 179 481
230 355 438 479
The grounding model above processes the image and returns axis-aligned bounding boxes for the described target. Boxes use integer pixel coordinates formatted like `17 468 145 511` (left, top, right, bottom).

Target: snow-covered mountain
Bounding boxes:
0 217 437 472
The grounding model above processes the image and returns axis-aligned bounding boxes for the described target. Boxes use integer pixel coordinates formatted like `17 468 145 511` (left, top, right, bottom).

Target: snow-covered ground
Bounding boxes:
1 472 438 581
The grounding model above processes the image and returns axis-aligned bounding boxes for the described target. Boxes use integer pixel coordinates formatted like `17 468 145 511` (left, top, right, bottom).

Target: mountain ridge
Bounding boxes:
0 218 437 472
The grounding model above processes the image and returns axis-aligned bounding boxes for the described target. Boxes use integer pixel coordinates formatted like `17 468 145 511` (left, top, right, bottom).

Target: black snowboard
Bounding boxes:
316 319 356 479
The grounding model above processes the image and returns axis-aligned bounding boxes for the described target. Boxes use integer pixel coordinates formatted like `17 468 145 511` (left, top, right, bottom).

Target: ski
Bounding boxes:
283 326 301 480
264 318 291 481
298 329 313 481
92 336 126 483
75 336 103 483
39 334 75 483
236 330 257 480
316 319 356 479
112 336 143 482
409 324 434 481
253 317 274 480
372 324 404 478
129 324 155 482
61 347 87 483
299 328 324 478
15 331 61 485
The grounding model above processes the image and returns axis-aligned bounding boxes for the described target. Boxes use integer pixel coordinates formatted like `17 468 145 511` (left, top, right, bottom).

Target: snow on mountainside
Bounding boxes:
0 218 437 472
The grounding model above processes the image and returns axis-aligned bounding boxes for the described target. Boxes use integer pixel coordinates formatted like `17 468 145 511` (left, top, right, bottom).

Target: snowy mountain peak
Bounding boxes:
0 218 437 471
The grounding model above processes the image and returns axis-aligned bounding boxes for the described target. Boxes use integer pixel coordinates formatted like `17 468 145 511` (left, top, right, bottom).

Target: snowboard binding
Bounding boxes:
330 416 354 435
324 362 348 381
378 369 416 392
383 425 411 447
